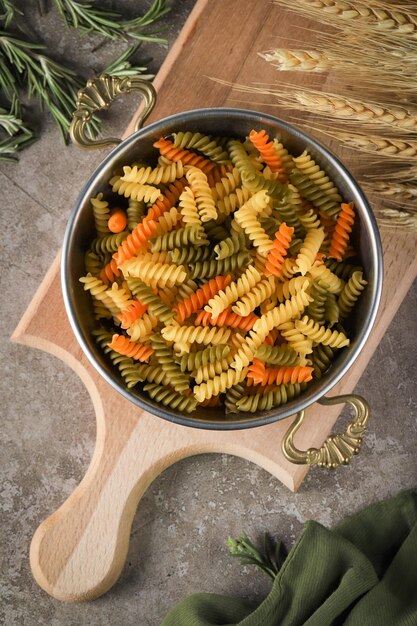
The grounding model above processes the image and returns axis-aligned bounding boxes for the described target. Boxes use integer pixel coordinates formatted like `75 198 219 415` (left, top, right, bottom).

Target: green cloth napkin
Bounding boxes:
161 489 417 626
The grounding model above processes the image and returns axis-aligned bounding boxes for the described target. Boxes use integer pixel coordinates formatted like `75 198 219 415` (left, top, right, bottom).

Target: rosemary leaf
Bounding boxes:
102 44 153 79
123 0 170 43
0 0 22 28
0 49 18 100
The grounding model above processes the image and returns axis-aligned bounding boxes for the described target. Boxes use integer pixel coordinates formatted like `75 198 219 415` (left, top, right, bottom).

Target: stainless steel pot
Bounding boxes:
62 77 383 469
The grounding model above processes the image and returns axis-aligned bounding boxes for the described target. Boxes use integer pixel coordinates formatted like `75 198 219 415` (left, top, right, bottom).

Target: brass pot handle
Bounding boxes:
282 394 369 469
70 75 156 150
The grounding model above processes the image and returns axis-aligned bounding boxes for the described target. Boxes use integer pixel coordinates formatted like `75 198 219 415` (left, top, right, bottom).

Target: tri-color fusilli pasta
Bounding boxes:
80 127 367 415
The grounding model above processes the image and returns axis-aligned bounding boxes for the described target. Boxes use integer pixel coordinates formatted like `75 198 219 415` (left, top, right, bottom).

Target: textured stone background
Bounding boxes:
1 1 416 624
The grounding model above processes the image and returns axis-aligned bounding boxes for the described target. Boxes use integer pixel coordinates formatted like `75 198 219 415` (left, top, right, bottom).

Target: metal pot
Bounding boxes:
62 77 383 469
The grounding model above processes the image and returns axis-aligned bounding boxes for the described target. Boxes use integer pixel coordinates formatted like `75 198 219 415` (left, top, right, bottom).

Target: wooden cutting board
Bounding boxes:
12 0 417 603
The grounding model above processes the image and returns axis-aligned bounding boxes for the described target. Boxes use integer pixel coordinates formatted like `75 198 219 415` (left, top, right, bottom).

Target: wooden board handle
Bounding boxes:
30 412 134 601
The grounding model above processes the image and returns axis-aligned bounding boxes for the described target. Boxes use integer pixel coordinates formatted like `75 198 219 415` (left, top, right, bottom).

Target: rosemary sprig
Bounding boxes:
0 0 22 28
0 95 35 162
226 531 286 580
102 44 153 79
0 30 97 142
53 0 170 43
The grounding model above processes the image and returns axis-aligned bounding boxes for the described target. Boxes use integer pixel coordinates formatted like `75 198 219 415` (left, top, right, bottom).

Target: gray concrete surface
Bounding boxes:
1 1 416 624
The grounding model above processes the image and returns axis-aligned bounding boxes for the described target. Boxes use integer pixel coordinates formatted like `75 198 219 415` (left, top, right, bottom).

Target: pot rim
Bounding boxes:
62 106 383 430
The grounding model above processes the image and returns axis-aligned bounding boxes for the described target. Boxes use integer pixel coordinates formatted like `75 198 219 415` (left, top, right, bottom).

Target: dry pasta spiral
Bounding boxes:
108 334 154 362
308 264 345 294
295 227 325 275
328 202 355 261
249 129 284 173
275 276 310 302
190 253 250 279
91 231 128 256
193 351 235 384
186 166 217 222
178 345 231 372
110 176 162 203
277 321 314 356
338 271 368 320
130 279 175 323
121 161 185 185
144 383 197 413
253 289 313 335
113 219 158 266
264 223 294 276
205 265 261 317
105 283 133 312
172 132 229 163
234 191 273 257
79 274 119 316
153 207 181 236
216 187 252 216
211 168 241 200
214 232 246 260
254 344 299 366
127 312 159 341
144 178 187 223
232 276 276 316
161 324 232 346
289 170 340 218
236 383 303 413
121 258 187 288
90 193 111 237
118 300 148 329
150 334 190 394
151 225 208 252
295 315 350 348
293 151 342 200
170 245 212 265
179 186 202 227
174 275 232 323
194 309 258 332
193 368 248 402
248 360 313 386
153 137 216 175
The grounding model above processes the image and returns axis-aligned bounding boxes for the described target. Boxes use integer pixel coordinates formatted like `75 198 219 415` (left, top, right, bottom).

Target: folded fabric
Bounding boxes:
161 489 417 626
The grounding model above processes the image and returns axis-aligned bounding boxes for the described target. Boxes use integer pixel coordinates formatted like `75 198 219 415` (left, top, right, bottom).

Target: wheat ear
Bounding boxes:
261 43 417 85
273 0 417 37
374 208 417 230
322 130 417 159
293 91 417 131
363 181 417 200
259 49 331 73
